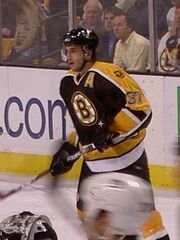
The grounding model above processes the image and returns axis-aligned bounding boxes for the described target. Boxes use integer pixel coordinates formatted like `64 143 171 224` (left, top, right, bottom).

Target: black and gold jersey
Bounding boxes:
60 61 152 170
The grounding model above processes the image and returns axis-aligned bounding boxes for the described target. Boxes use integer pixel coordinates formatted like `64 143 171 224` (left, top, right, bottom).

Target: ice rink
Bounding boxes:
0 175 179 240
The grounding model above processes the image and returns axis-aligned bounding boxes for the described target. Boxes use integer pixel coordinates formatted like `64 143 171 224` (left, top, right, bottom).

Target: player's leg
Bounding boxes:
117 151 170 240
77 160 94 221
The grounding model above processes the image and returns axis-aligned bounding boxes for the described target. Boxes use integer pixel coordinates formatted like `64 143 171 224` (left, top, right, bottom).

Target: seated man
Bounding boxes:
79 0 104 33
112 12 150 72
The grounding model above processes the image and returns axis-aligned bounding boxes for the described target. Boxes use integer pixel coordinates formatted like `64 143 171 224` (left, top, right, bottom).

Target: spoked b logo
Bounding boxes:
72 92 97 126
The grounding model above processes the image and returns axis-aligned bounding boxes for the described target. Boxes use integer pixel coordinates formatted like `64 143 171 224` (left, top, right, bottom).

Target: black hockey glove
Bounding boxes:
93 122 115 152
50 142 78 176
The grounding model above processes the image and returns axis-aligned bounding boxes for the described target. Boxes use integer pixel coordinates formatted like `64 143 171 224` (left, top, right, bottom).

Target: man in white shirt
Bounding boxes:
112 13 150 72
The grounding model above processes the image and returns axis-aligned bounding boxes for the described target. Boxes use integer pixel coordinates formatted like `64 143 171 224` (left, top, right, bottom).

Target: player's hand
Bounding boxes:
50 142 78 176
93 122 115 152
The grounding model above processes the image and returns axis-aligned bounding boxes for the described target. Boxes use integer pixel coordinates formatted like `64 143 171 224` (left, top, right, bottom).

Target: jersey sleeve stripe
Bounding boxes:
112 110 152 144
89 68 127 94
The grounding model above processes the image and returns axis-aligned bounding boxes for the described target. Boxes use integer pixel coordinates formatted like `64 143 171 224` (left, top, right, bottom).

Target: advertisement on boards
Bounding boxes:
0 67 73 155
0 67 179 187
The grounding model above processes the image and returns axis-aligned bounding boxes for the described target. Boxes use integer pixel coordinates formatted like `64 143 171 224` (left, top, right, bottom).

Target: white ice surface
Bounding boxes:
0 175 179 240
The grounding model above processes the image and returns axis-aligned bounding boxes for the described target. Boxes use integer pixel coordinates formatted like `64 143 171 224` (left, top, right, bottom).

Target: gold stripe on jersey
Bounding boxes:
67 69 77 75
141 210 168 239
85 141 145 172
83 129 146 161
111 109 152 145
90 61 151 112
84 72 95 88
110 109 141 134
77 209 168 239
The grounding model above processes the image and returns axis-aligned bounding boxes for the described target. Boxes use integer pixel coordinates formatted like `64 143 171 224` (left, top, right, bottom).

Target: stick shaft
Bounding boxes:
0 169 50 200
0 143 95 200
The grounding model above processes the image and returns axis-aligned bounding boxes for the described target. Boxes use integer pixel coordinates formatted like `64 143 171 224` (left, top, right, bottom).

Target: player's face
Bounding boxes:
64 45 85 71
84 213 123 240
95 213 109 236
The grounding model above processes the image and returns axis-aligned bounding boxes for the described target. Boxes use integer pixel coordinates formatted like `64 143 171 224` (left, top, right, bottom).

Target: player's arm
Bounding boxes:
92 72 152 149
90 73 126 151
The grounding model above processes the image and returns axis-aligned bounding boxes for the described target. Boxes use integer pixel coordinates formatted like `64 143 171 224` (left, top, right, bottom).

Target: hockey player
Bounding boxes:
50 27 171 240
80 173 155 240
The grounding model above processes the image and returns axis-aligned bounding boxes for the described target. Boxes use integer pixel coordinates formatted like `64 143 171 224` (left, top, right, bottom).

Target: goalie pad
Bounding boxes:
0 211 58 240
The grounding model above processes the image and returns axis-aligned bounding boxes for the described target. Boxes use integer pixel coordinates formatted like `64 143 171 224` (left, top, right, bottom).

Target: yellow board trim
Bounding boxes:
0 152 179 189
0 152 83 179
150 164 180 189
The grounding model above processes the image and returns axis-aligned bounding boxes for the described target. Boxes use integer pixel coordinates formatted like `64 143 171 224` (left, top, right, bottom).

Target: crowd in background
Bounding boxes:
1 0 180 74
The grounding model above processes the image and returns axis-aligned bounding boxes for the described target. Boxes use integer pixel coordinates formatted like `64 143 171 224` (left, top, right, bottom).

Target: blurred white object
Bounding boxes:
80 173 154 239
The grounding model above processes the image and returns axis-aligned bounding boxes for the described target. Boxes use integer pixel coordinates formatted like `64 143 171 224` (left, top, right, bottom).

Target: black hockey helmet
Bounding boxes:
63 27 99 50
0 211 58 240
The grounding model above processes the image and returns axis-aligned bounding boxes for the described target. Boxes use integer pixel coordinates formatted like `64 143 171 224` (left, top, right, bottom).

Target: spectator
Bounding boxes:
113 13 150 72
5 0 44 65
158 6 180 73
99 6 121 62
79 0 106 61
167 0 180 30
115 0 136 13
79 0 104 33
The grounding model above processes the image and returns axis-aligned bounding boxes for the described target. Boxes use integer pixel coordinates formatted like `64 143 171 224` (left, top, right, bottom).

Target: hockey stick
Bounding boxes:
0 143 95 201
0 169 50 200
49 142 96 190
